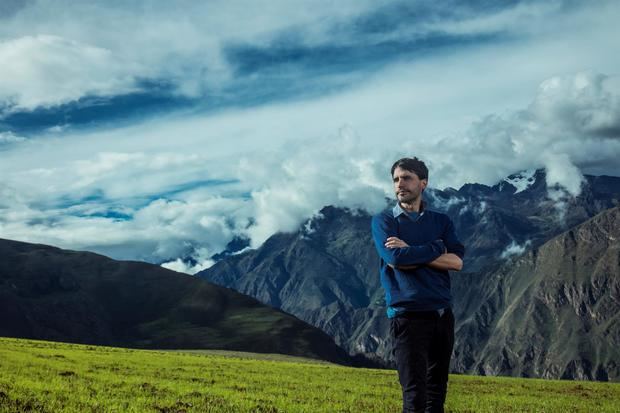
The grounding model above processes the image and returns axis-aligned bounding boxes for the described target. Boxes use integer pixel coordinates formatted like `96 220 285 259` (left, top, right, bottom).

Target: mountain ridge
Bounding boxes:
0 238 360 366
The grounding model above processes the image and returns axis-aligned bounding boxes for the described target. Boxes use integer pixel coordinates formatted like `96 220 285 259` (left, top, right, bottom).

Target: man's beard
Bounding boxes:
397 190 421 204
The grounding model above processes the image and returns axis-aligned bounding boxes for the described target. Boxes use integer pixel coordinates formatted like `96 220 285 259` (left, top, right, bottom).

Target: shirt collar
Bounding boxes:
392 202 425 220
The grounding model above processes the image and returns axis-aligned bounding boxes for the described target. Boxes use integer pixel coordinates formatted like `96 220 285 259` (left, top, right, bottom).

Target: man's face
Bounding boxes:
393 166 427 204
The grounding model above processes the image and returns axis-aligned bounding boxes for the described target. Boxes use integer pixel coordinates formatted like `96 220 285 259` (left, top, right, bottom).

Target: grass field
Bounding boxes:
1 337 619 412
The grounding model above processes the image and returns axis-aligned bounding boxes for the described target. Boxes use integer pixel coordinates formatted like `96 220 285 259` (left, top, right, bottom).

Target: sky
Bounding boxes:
1 0 619 273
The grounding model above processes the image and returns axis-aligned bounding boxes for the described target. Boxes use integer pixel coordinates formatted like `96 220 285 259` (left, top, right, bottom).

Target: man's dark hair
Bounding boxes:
390 157 428 180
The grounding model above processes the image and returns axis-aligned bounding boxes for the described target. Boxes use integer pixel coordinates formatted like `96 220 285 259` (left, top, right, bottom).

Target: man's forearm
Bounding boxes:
426 253 463 271
391 253 463 271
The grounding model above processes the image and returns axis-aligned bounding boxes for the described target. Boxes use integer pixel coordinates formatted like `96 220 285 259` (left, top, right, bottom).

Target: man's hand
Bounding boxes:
385 237 420 270
385 236 408 249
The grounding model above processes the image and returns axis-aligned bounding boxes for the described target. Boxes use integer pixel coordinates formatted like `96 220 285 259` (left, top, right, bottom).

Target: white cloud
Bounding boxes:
0 35 141 111
242 126 389 247
0 183 252 264
543 153 585 197
161 258 215 275
425 191 466 212
1 1 617 113
500 240 531 259
419 72 620 194
0 0 382 109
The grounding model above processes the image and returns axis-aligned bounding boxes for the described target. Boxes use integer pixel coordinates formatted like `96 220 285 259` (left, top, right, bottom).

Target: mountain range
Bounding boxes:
198 169 620 380
2 169 618 380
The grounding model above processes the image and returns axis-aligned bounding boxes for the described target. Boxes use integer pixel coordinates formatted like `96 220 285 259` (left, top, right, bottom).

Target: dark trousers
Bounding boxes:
390 309 455 413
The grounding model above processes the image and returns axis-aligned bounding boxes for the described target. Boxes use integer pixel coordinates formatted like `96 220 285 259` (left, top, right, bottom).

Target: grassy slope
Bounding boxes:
0 238 352 365
1 338 619 413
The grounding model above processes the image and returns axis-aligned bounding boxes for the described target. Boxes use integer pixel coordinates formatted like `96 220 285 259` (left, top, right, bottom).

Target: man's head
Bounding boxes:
390 157 428 181
390 157 428 205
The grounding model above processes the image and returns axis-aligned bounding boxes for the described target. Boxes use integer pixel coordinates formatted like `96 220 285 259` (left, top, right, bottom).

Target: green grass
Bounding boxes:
1 338 619 413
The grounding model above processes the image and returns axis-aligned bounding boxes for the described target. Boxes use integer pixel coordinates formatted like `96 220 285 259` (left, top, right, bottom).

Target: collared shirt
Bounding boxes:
392 203 424 222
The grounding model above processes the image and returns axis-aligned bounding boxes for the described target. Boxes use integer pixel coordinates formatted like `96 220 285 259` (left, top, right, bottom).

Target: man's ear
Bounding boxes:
421 179 428 190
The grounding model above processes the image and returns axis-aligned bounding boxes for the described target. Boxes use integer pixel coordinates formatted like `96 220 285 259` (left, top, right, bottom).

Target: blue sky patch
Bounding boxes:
0 80 195 135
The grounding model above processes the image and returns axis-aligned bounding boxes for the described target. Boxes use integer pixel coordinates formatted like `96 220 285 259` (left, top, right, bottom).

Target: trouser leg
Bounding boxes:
391 317 434 413
425 310 455 413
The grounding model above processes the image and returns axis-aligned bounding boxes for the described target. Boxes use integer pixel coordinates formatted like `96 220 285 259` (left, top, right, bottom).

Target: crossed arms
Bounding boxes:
384 236 463 271
370 213 465 272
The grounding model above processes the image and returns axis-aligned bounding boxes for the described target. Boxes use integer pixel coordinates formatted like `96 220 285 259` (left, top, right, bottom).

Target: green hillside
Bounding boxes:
0 238 354 366
1 338 619 412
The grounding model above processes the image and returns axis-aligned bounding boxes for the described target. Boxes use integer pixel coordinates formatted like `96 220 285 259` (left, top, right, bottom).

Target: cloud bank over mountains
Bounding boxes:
0 1 619 271
426 73 620 191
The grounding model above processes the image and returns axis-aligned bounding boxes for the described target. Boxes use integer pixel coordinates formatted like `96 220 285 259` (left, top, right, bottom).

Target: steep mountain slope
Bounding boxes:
201 207 390 362
0 238 355 365
198 171 620 378
452 206 620 380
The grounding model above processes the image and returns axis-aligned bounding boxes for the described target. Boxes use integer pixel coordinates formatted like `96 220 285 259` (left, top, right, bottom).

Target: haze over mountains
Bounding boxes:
198 169 620 380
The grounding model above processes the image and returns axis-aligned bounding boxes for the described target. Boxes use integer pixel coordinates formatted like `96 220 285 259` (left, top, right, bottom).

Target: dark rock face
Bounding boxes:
198 171 620 380
0 239 357 366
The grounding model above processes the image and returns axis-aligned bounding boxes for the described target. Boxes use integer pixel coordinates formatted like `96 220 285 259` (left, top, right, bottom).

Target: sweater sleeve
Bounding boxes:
371 213 445 266
442 216 465 259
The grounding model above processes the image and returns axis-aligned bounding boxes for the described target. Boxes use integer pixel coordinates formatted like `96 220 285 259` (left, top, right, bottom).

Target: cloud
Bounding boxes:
1 0 612 118
161 257 215 275
0 0 382 111
242 125 390 247
500 240 531 259
0 35 141 111
544 153 585 197
0 189 251 263
0 146 252 264
1 1 619 266
420 72 620 193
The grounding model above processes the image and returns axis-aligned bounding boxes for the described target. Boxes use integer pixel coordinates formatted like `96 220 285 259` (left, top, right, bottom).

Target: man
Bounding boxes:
371 157 465 413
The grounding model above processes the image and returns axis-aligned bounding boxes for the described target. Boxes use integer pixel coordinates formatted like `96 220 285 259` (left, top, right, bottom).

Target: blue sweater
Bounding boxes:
371 204 465 317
